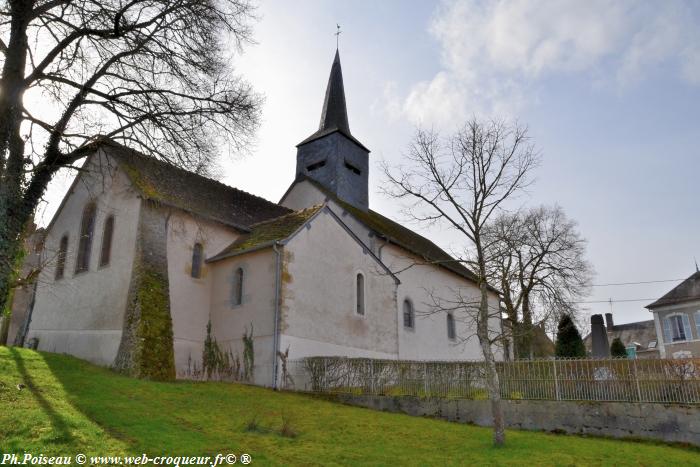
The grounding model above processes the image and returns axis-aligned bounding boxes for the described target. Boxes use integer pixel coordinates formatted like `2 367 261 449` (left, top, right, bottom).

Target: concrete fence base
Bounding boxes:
333 394 700 447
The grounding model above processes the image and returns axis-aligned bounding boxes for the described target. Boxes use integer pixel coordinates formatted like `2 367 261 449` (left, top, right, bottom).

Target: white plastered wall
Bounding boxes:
27 150 141 366
208 249 278 386
165 212 239 376
279 179 329 211
382 244 502 361
281 181 503 361
279 209 399 361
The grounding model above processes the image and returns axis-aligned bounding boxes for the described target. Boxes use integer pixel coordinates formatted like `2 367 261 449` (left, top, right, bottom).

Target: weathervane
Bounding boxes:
335 23 342 50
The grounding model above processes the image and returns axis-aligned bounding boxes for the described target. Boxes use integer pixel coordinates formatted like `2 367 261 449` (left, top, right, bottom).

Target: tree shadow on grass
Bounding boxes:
8 347 74 444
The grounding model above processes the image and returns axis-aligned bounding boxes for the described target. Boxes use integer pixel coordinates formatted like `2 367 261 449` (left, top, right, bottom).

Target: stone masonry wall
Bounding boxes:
334 394 700 446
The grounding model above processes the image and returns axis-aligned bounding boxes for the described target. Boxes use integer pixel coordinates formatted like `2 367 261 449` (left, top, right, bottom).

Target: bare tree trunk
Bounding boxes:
478 280 505 446
520 290 534 359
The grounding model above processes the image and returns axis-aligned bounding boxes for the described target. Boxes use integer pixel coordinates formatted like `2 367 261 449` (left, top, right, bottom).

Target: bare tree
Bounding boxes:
0 0 261 324
483 206 593 359
382 119 538 446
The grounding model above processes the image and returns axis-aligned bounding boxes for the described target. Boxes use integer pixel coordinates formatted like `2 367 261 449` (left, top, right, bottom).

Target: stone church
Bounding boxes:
16 51 501 386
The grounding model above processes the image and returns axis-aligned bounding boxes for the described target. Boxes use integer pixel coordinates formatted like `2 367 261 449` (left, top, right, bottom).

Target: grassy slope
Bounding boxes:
1 348 698 466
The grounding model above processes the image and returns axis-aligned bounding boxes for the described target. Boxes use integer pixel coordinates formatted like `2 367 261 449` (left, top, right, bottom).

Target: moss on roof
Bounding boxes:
208 205 323 261
102 141 291 230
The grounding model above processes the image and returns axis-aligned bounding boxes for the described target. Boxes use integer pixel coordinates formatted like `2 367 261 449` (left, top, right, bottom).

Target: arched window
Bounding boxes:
403 299 414 329
662 313 692 343
356 273 365 315
191 243 203 278
55 235 68 280
99 215 114 267
75 202 96 273
446 313 456 340
232 267 244 306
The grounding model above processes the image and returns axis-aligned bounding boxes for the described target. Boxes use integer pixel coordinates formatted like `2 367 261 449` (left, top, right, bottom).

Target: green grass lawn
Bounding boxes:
1 347 698 466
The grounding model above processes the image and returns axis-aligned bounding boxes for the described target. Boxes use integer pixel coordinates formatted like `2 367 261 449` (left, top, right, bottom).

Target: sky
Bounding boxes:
38 0 700 328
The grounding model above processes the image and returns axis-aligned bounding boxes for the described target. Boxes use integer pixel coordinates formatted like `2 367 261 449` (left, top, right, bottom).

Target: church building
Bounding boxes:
19 51 501 386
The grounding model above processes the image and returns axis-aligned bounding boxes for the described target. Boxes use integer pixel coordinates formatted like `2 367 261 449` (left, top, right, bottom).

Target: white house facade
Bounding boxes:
646 271 700 359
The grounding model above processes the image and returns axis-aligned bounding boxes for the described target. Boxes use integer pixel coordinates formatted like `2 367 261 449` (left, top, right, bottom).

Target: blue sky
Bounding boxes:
40 0 700 328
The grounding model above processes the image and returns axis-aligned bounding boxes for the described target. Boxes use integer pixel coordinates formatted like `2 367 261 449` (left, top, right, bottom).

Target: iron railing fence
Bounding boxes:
284 357 700 404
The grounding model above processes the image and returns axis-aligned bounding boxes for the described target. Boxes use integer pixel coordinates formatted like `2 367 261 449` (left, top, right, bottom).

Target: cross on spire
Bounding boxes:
335 24 341 50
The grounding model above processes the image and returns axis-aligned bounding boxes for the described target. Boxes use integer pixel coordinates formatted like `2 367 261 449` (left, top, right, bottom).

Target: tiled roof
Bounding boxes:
646 271 700 309
207 206 323 262
103 141 291 230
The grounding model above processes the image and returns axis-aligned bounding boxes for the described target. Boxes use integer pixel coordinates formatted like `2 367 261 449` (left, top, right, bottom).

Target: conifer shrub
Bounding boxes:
554 314 586 358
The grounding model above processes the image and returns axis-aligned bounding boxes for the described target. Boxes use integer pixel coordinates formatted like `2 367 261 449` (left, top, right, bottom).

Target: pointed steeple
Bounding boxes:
319 49 350 134
298 50 368 151
294 49 370 211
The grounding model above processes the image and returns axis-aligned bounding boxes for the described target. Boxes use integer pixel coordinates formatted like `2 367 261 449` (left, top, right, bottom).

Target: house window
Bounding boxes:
403 299 414 329
55 235 68 280
75 202 97 274
232 267 244 306
99 215 114 267
695 311 700 339
446 313 456 340
356 273 365 315
663 314 692 343
191 243 203 279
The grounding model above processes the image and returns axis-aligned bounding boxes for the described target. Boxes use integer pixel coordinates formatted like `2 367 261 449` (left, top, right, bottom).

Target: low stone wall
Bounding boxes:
333 394 700 446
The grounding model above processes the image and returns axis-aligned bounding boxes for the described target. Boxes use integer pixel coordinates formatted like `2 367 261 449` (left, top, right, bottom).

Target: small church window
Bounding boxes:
191 243 203 279
232 267 244 306
75 202 97 274
356 273 365 315
344 160 361 175
55 235 68 280
306 160 326 172
99 215 114 267
403 299 414 329
447 313 456 340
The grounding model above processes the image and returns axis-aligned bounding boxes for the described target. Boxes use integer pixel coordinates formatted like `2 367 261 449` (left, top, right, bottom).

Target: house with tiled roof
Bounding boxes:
646 271 700 358
16 50 501 386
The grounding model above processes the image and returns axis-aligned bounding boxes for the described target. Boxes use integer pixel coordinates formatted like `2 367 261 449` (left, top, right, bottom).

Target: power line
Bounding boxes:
574 294 700 304
591 278 685 287
574 298 658 304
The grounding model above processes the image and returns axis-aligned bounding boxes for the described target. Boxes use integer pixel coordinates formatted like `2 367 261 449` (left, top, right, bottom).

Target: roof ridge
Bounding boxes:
247 204 324 229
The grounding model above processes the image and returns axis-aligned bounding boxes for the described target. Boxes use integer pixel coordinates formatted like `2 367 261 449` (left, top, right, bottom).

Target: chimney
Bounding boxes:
605 313 614 329
591 314 611 358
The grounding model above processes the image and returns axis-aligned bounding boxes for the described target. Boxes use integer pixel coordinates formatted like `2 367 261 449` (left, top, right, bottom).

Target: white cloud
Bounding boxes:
392 0 700 127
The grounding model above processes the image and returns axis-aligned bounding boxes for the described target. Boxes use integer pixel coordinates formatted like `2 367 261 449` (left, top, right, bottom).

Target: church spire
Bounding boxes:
294 48 370 211
318 49 350 135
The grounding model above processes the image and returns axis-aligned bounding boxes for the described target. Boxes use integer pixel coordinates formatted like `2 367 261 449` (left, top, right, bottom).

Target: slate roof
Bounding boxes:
102 141 291 230
646 271 700 309
286 176 488 288
207 205 323 262
297 50 369 152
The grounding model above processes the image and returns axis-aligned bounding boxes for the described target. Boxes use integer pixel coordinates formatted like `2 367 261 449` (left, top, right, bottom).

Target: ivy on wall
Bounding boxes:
135 269 175 380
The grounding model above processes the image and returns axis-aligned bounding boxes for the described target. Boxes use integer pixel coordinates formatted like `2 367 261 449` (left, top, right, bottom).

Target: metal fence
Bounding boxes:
284 357 700 404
